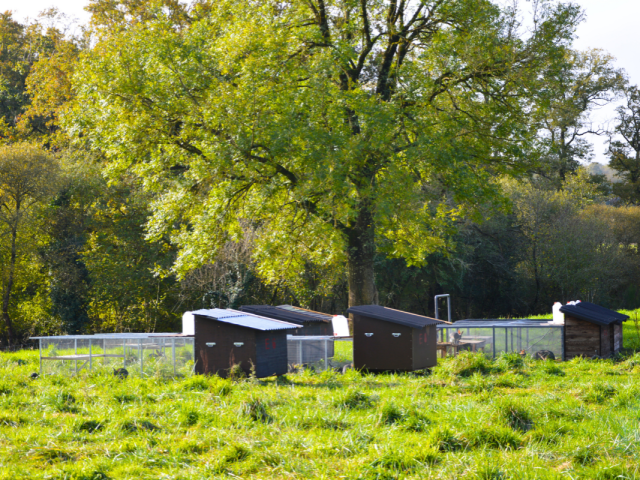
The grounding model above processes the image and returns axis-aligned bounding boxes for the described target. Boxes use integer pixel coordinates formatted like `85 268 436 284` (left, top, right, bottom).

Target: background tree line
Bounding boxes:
1 0 640 344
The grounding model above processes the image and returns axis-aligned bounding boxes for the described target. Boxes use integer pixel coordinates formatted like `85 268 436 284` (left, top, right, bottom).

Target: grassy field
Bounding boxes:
2 342 640 479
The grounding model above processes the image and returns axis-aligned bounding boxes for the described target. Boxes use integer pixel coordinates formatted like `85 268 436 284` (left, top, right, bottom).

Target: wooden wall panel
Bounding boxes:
613 324 623 353
411 325 437 369
255 331 289 377
194 318 256 377
600 325 611 358
353 315 413 371
564 315 601 359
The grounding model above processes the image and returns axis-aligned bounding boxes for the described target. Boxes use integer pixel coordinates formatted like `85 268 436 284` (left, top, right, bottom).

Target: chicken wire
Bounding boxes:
287 335 334 370
32 334 194 377
437 320 564 360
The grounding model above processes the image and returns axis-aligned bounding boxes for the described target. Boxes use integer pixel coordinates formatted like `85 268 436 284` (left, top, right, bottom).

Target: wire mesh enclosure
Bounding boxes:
32 334 195 377
287 335 335 370
437 320 564 360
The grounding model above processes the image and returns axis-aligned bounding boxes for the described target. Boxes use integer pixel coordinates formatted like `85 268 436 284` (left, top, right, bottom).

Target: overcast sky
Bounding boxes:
8 0 640 164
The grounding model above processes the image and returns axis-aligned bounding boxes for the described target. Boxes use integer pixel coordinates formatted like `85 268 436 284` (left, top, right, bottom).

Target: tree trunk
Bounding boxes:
346 205 377 307
2 226 17 344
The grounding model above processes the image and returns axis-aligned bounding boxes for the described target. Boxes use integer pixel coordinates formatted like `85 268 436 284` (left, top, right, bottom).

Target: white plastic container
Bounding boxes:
552 302 564 324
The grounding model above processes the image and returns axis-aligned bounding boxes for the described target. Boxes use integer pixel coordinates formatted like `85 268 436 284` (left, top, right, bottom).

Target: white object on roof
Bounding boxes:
332 315 350 337
182 311 195 335
552 302 564 325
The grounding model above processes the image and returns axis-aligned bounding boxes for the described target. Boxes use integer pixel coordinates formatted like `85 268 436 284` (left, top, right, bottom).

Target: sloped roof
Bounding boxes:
239 305 332 325
191 308 301 331
559 302 629 326
346 305 444 328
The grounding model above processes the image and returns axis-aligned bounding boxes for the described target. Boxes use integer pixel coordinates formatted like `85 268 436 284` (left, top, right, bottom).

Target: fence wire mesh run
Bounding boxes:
437 320 564 360
32 334 194 377
287 335 335 370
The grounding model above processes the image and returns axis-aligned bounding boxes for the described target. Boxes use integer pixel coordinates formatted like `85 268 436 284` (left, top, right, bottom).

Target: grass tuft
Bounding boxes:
121 419 159 433
77 419 105 433
443 351 493 377
337 389 373 409
242 397 271 422
496 400 533 432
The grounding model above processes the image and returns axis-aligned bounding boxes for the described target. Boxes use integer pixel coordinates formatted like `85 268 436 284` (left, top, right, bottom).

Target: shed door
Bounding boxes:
194 319 256 377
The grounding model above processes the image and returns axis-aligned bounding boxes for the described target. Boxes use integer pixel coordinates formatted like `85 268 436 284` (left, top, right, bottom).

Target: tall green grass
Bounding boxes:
1 348 640 478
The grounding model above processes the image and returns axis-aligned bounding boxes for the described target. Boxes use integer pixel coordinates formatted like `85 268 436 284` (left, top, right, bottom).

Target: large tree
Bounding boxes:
72 0 582 307
608 85 640 204
535 49 623 182
0 144 58 343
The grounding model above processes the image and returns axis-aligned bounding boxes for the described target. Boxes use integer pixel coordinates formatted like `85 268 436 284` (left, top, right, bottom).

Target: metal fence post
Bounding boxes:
139 339 143 375
505 328 508 354
39 339 42 376
492 328 496 359
324 338 328 371
89 339 92 371
74 338 78 375
172 338 176 375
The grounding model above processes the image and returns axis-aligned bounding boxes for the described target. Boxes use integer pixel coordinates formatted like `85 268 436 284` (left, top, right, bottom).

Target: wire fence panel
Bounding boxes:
37 336 194 377
438 324 563 359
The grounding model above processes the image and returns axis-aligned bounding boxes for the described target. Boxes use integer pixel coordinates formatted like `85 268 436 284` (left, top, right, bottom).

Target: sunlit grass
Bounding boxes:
1 344 640 479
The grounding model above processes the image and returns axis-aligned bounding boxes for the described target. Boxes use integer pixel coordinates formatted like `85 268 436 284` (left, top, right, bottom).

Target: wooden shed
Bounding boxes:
239 305 335 362
186 309 300 378
559 302 629 359
346 305 445 372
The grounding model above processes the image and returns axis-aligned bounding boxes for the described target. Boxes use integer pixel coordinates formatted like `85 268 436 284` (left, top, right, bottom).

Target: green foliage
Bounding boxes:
70 0 584 305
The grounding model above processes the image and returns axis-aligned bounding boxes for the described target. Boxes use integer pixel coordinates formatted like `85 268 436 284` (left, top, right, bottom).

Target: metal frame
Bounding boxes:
434 294 451 323
438 323 564 359
31 333 194 377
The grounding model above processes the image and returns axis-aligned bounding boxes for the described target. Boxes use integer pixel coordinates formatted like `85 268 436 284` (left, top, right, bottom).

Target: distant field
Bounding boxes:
2 346 640 479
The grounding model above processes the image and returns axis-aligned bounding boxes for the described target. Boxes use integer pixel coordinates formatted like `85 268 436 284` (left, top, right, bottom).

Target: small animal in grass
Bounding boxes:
534 350 555 361
30 372 39 379
113 368 129 379
519 350 526 357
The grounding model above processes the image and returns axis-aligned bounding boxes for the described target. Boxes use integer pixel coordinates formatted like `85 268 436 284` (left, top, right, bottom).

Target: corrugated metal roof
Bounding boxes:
346 305 444 328
239 305 331 324
559 302 628 326
192 309 301 331
278 305 333 322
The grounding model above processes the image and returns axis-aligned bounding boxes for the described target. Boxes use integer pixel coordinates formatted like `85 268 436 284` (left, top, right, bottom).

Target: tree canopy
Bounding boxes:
71 0 584 306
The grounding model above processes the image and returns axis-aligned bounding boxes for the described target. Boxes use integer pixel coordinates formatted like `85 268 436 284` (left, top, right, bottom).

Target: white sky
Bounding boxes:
6 0 640 164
